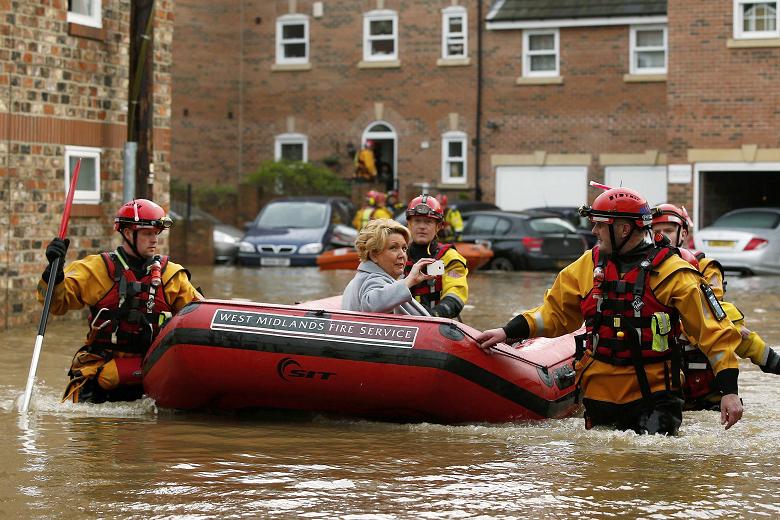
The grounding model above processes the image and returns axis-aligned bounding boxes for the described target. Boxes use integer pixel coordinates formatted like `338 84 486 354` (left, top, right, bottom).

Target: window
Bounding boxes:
522 29 559 77
65 146 101 204
441 131 467 184
276 15 309 64
67 0 102 28
467 215 498 235
442 6 468 59
734 1 779 38
363 10 398 61
274 133 308 162
630 25 667 74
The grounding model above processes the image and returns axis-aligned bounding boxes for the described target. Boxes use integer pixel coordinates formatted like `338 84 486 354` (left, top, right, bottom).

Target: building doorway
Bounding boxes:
695 163 780 228
362 121 397 192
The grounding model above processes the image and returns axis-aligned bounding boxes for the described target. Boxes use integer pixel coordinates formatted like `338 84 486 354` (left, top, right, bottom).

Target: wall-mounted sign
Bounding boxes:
668 164 692 184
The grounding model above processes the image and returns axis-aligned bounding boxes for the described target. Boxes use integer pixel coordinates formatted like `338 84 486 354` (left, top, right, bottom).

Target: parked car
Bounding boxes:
460 210 588 271
238 196 355 267
525 205 597 248
694 207 780 275
169 204 244 264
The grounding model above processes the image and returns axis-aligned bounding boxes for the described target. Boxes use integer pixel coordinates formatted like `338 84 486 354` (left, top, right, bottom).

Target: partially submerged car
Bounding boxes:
169 205 243 264
695 207 780 275
238 196 355 267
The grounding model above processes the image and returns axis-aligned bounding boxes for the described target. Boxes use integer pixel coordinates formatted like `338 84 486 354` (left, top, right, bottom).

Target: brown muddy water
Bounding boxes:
3 266 780 518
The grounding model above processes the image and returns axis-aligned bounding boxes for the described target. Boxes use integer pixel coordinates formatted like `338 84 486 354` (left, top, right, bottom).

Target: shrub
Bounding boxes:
245 160 350 197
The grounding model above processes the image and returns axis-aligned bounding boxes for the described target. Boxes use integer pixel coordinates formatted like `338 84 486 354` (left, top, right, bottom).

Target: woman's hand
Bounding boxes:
404 258 437 287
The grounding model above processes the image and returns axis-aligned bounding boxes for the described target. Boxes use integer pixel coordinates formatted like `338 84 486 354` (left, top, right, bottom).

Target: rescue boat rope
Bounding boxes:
454 324 549 373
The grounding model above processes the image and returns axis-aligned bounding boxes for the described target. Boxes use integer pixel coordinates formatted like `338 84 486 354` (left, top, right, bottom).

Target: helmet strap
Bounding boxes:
120 228 144 259
609 223 633 256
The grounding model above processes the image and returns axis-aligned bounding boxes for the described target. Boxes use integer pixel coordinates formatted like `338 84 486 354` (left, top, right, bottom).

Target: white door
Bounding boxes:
604 166 667 206
495 166 588 210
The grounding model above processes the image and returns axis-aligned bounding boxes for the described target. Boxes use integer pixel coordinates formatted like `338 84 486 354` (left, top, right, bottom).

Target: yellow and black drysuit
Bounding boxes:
439 207 464 243
680 250 777 410
352 205 393 231
37 247 201 403
405 240 468 319
501 241 742 434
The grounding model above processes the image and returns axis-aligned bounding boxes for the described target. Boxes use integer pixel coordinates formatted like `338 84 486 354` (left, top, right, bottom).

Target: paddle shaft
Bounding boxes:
21 160 81 413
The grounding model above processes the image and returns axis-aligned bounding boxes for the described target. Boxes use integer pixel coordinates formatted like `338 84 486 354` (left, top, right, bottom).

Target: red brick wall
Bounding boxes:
0 1 174 328
667 0 780 159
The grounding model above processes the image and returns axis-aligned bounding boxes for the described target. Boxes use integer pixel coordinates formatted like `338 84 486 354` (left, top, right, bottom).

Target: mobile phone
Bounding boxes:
427 260 445 276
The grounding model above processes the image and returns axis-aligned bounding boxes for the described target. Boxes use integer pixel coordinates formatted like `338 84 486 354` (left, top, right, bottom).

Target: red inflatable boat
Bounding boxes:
316 242 494 271
143 299 580 423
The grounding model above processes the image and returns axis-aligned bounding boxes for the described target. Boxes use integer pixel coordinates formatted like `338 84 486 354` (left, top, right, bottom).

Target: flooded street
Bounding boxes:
3 266 780 518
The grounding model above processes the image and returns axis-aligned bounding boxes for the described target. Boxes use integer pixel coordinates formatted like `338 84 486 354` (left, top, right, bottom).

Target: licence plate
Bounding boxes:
707 240 736 247
260 257 291 267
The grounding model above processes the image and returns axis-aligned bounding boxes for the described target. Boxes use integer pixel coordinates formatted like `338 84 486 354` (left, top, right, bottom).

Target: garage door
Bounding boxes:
604 166 667 206
495 166 588 211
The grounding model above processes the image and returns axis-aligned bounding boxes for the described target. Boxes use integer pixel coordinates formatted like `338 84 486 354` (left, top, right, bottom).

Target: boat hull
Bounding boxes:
143 300 579 423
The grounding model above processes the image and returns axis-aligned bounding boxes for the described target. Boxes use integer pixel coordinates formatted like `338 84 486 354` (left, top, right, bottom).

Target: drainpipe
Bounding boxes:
474 0 484 201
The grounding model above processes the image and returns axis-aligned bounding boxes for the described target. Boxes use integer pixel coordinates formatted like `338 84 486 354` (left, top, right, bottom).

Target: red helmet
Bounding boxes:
436 193 448 208
366 190 380 205
652 203 689 230
365 140 375 148
406 194 443 221
114 199 172 232
579 187 652 229
387 190 399 201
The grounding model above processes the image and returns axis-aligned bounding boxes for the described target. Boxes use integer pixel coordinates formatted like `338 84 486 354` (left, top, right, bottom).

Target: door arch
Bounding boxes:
362 121 397 191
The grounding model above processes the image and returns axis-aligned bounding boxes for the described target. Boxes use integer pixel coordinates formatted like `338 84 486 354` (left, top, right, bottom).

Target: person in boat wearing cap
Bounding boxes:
342 218 435 315
38 199 202 404
352 190 393 230
435 193 464 243
652 203 780 411
404 194 469 319
475 187 744 435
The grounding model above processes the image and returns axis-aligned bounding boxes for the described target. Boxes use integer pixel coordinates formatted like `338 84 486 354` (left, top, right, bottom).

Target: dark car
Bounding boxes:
461 210 588 271
525 205 597 248
169 204 244 264
238 196 355 267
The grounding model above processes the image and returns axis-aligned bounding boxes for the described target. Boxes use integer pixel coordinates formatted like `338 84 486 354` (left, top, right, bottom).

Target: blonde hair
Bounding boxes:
355 218 410 262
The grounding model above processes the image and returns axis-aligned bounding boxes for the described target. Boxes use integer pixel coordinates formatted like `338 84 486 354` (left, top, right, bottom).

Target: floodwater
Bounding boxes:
3 266 780 518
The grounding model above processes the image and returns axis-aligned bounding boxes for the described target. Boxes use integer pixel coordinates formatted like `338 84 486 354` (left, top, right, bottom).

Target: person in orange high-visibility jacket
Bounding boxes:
652 203 780 410
37 199 202 404
352 190 393 230
476 187 744 435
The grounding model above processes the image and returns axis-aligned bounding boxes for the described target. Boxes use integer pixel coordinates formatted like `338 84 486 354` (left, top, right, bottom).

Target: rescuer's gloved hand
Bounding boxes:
761 348 780 375
42 237 70 285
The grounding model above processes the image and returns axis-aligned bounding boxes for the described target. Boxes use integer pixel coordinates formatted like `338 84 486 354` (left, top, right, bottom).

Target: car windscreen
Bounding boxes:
255 202 328 228
712 211 780 229
528 217 577 233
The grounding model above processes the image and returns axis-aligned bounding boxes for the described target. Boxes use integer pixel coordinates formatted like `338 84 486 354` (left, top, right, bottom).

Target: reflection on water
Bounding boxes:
2 266 780 517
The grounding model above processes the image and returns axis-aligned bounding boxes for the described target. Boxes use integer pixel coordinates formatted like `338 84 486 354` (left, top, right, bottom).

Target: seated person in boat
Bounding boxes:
651 203 780 411
476 187 744 436
342 218 435 315
37 199 203 404
404 194 469 319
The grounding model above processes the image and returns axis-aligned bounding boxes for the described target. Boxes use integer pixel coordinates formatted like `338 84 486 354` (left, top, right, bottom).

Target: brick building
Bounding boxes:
171 0 780 228
0 1 174 328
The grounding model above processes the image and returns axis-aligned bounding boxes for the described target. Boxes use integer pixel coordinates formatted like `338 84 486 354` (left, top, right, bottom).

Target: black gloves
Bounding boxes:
42 237 70 285
761 348 780 375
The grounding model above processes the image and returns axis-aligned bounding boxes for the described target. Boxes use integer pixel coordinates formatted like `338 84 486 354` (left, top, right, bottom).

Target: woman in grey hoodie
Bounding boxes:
342 219 435 315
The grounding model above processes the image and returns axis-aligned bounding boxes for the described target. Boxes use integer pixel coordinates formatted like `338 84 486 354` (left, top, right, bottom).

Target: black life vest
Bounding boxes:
580 245 685 399
404 242 453 309
87 250 174 354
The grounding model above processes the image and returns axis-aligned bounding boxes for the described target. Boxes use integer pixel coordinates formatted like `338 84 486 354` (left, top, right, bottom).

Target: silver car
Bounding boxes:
694 207 780 275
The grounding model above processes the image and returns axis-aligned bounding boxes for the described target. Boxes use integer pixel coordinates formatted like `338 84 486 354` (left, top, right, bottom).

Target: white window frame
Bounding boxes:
522 29 559 77
274 133 308 162
630 24 667 74
442 6 468 59
67 0 102 29
441 131 468 184
734 0 779 39
65 145 101 204
363 10 398 62
276 14 309 65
